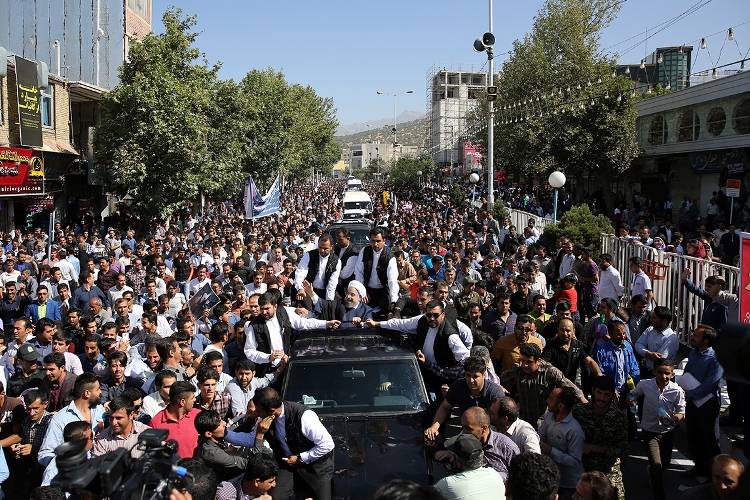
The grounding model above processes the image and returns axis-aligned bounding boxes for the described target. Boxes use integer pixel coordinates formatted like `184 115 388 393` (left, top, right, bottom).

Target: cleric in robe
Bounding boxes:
302 279 373 325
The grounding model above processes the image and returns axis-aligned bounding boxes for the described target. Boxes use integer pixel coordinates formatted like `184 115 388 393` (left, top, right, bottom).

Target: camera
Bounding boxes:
51 428 193 500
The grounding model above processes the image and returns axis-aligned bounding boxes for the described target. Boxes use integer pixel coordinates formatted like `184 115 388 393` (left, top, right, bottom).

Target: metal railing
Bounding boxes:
600 234 740 342
507 208 556 233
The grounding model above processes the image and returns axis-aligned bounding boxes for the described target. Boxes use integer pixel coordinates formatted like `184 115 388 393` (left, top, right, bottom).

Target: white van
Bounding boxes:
342 190 373 219
347 178 363 191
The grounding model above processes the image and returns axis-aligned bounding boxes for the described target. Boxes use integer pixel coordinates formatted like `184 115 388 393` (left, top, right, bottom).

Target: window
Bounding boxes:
128 0 149 20
41 87 53 128
706 107 726 136
733 98 750 135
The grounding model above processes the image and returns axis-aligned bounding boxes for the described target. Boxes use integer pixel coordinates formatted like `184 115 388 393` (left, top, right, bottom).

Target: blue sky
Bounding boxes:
153 0 749 126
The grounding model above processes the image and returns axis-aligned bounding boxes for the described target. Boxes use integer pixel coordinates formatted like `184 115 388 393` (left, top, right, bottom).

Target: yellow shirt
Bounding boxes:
491 335 544 373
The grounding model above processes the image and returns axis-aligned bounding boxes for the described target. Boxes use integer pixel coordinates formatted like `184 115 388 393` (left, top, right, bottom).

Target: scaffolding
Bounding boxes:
426 64 495 179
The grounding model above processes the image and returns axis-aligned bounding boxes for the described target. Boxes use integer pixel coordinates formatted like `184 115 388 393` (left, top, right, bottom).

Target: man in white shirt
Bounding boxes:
0 259 21 287
354 228 399 313
253 387 335 500
488 396 541 454
55 249 79 285
108 274 133 306
141 371 177 418
189 265 211 298
558 239 576 278
294 234 341 303
243 292 338 375
634 306 679 371
598 254 625 303
629 257 654 310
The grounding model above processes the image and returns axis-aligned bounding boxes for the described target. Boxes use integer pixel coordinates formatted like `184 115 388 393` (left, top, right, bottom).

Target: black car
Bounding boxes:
281 329 440 499
327 221 371 253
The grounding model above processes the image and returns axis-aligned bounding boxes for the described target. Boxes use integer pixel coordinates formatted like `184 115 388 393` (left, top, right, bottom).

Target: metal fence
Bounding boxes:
600 234 740 342
507 208 556 233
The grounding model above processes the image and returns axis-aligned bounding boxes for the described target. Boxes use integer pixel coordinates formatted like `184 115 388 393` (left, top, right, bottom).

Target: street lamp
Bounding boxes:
548 171 566 223
376 90 414 160
417 170 422 188
470 172 480 211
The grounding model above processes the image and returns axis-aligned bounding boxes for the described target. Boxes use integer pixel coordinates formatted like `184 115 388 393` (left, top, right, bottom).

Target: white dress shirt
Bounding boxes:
243 307 326 366
274 404 334 463
294 252 341 301
634 326 680 370
338 246 357 279
503 418 541 454
598 265 625 301
630 378 686 433
379 315 471 364
353 248 400 304
558 254 576 278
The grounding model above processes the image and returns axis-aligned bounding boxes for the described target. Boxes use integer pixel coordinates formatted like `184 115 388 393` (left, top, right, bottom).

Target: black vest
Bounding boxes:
338 245 358 276
266 402 334 489
251 305 292 376
415 316 460 370
362 246 394 292
304 250 340 289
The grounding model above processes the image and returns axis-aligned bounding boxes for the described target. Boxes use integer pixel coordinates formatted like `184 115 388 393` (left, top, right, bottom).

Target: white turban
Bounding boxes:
348 280 367 299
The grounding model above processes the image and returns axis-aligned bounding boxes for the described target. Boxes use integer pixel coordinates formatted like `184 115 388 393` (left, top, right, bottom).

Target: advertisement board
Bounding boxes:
740 232 750 323
14 56 44 148
0 147 45 196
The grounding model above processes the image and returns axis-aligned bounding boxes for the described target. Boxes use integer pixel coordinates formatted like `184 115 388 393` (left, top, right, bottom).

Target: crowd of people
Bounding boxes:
0 176 746 500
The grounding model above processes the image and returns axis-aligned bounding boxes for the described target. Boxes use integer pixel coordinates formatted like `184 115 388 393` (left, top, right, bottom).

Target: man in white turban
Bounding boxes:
302 279 373 324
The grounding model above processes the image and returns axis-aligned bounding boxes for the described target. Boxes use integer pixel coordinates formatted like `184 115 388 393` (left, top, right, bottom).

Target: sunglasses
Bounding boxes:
424 313 443 319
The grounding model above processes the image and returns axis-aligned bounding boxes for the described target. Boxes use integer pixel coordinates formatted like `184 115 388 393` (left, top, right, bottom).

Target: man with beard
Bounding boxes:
572 376 628 500
92 395 150 459
302 279 372 324
37 372 105 466
491 315 544 373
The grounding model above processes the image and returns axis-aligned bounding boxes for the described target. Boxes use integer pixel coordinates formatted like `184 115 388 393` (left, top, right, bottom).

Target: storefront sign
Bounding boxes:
14 56 44 148
727 179 741 198
0 147 45 195
741 232 750 323
690 148 747 174
19 192 55 212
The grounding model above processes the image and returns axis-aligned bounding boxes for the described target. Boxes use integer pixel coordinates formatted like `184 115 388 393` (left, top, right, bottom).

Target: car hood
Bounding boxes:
324 414 438 499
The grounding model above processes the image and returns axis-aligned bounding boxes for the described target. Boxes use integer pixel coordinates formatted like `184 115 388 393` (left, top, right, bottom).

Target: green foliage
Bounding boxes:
538 205 613 254
468 0 639 211
94 8 242 218
450 183 468 207
334 118 428 149
388 155 436 190
93 8 340 218
493 201 510 222
234 69 340 185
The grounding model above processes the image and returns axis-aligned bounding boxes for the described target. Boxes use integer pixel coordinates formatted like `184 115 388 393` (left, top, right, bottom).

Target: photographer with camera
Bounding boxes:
41 421 93 487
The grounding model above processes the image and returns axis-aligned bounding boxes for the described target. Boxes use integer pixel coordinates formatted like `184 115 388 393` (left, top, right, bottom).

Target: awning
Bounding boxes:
40 138 79 155
68 81 107 103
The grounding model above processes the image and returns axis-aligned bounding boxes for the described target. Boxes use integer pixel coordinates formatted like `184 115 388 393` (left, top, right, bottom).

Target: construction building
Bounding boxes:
426 65 496 181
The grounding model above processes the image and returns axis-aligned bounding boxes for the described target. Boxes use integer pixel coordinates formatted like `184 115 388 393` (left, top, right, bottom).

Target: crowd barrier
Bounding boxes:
600 234 740 343
507 208 556 233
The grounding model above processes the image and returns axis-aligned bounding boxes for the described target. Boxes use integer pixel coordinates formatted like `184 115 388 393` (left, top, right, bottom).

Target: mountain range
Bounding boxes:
336 110 426 136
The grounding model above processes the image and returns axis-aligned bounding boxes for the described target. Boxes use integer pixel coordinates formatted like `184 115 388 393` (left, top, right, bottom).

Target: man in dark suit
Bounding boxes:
25 285 61 323
253 387 334 500
40 352 77 412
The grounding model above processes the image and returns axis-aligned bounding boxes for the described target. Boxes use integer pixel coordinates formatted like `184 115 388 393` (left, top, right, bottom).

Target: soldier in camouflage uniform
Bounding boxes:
572 375 628 500
454 277 482 320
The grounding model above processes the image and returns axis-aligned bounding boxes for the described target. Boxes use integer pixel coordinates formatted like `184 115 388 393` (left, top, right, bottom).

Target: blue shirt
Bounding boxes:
538 411 585 489
79 353 105 373
595 340 640 394
683 279 728 331
38 400 105 466
73 285 109 312
683 347 723 400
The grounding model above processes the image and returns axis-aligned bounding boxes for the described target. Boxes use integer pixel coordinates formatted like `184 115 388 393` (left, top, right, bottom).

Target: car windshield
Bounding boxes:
330 226 370 246
343 201 372 211
284 359 429 415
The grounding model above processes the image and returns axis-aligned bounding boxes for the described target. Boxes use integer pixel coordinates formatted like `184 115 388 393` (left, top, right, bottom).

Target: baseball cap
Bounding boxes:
444 434 483 464
18 344 40 361
462 276 477 286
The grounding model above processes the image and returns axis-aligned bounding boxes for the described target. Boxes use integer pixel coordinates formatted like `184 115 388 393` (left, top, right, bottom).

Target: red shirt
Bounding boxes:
559 288 578 312
149 408 201 458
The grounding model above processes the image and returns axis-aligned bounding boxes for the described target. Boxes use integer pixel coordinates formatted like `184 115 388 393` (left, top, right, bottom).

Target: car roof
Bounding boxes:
291 329 415 360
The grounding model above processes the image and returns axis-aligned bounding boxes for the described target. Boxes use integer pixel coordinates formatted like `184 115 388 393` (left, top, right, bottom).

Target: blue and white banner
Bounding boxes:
244 175 281 219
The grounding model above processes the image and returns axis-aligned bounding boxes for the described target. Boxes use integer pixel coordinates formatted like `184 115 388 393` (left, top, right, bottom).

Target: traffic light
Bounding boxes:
487 86 498 102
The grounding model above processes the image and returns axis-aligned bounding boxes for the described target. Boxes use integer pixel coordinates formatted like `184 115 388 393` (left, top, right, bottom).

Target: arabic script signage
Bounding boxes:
0 147 45 196
15 56 44 148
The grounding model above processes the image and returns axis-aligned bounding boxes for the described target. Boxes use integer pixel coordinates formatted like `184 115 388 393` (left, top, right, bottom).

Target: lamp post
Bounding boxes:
548 171 566 223
417 170 422 189
377 90 414 160
470 172 480 211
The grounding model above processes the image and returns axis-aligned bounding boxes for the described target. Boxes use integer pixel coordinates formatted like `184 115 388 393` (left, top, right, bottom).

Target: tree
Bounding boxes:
388 155 436 190
537 204 613 255
469 0 640 213
94 8 242 218
234 69 340 185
